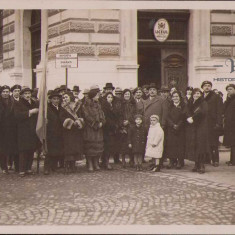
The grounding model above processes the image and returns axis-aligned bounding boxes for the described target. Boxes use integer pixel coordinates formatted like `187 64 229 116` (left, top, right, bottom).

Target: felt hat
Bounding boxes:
10 84 22 92
149 83 157 89
90 84 101 92
201 81 212 89
133 87 143 94
103 83 115 90
83 88 90 94
20 87 32 95
226 84 235 90
1 85 10 93
115 87 122 94
49 90 61 99
159 85 170 92
72 85 81 92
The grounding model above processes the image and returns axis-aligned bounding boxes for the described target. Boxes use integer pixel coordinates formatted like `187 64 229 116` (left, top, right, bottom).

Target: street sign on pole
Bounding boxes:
56 54 78 68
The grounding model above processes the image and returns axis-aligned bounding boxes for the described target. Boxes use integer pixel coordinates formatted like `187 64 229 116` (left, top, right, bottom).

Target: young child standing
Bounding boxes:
128 114 146 171
145 115 164 172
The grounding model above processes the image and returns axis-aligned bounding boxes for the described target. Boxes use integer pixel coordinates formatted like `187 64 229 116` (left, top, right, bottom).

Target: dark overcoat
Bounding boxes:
185 97 210 162
203 91 223 147
166 101 186 159
59 101 84 159
102 100 120 155
14 98 40 152
47 103 64 157
143 96 168 129
128 124 147 154
0 97 19 155
82 98 106 157
119 98 137 155
135 98 145 115
223 94 235 147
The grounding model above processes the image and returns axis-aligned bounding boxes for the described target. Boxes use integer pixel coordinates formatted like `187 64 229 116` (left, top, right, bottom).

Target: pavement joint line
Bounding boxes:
117 167 235 193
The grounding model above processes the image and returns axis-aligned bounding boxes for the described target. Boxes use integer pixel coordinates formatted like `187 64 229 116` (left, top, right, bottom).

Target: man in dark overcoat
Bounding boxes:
143 83 168 130
223 84 235 166
44 90 64 175
0 85 16 174
201 81 223 166
14 87 40 177
7 84 22 172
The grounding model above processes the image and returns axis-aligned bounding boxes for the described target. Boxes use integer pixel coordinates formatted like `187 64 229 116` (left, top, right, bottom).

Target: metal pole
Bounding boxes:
66 67 68 90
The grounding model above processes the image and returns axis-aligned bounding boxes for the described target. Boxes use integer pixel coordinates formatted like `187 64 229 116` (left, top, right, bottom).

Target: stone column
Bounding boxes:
10 10 23 84
117 10 139 88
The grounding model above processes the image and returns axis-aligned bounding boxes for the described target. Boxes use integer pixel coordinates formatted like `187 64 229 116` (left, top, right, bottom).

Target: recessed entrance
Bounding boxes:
137 10 189 91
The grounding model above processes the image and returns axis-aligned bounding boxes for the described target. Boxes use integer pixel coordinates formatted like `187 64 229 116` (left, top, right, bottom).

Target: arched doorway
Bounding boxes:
29 10 41 88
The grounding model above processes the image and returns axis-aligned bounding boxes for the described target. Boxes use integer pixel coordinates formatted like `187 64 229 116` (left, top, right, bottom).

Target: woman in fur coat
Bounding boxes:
82 89 106 172
185 88 210 174
60 91 84 173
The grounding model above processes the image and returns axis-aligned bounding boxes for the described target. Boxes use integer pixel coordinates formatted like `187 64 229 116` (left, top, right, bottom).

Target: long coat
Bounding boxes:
59 101 84 160
143 96 168 129
185 97 210 162
0 97 19 155
145 123 164 159
223 94 235 147
102 100 121 155
14 98 40 152
128 124 147 154
47 103 64 157
166 102 186 160
119 98 137 154
82 98 106 157
203 91 223 147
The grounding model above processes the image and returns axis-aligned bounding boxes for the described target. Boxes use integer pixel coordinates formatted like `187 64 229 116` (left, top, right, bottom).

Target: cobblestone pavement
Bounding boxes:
0 160 235 225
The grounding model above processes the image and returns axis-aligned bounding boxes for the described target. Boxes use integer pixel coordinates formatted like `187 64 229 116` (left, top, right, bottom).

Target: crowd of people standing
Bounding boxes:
0 80 234 177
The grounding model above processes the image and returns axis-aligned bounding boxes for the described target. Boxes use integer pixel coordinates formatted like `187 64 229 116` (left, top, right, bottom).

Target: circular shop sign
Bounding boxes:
153 18 170 42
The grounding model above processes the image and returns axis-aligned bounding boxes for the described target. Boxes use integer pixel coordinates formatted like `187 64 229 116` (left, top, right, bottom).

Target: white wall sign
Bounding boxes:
56 54 78 68
153 18 170 42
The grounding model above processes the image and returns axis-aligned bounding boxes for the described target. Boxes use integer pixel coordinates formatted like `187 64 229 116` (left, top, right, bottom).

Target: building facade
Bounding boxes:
0 9 235 94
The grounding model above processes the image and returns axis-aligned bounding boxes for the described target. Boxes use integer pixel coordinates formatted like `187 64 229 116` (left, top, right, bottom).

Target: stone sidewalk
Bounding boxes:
0 152 234 226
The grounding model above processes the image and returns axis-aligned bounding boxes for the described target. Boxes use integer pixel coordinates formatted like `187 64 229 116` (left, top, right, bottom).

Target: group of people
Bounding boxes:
0 80 234 177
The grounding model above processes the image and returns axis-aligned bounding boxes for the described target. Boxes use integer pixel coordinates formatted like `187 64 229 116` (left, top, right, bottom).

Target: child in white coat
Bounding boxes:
145 115 164 172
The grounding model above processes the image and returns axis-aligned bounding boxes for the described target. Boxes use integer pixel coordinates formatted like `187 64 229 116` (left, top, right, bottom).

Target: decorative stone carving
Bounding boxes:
98 46 119 56
3 58 14 70
70 21 94 33
211 47 232 57
98 23 119 33
2 10 14 18
2 23 15 36
48 44 95 60
70 45 95 56
48 26 59 39
48 10 65 17
211 25 232 35
48 20 95 39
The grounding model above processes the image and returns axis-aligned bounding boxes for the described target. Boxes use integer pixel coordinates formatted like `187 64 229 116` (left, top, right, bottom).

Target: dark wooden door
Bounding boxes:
29 10 41 88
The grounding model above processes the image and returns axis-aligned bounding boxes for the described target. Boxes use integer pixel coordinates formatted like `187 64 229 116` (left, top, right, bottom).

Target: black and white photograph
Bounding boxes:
0 1 235 234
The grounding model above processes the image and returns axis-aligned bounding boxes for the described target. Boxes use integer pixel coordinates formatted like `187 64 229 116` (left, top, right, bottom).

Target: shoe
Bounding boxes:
26 170 35 175
213 162 219 167
166 163 173 169
2 170 9 174
19 172 25 177
152 165 160 172
176 162 182 169
199 164 205 174
106 163 113 170
148 164 155 171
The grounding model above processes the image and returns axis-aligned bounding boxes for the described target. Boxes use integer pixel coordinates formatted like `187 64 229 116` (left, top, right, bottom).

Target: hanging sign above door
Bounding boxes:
153 18 170 42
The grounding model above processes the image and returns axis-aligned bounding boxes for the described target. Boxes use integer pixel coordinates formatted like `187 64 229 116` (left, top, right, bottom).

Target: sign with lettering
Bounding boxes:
153 18 170 42
56 54 78 68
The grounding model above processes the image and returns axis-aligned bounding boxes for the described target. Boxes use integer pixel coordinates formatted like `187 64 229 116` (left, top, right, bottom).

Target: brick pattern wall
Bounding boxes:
48 10 120 60
211 10 235 57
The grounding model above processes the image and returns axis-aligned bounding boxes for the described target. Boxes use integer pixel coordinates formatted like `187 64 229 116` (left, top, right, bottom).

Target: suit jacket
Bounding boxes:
135 98 144 115
143 95 168 129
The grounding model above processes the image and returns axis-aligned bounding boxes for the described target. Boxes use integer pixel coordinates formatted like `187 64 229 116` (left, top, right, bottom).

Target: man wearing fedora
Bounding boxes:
8 85 22 172
72 85 81 102
44 90 64 175
201 80 223 167
0 85 15 174
14 87 41 177
143 83 168 130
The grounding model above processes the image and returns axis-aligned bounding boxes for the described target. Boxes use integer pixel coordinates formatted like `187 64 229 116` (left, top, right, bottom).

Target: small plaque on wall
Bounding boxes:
153 18 170 42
